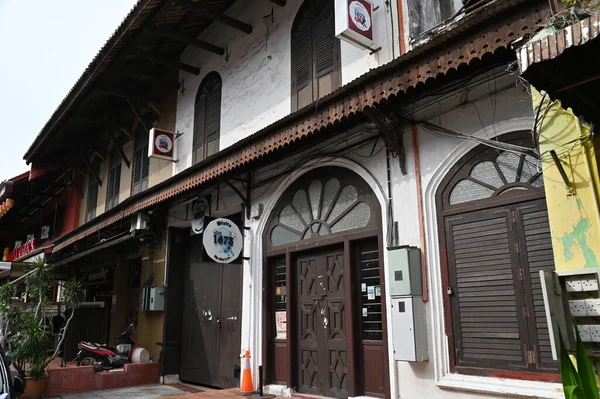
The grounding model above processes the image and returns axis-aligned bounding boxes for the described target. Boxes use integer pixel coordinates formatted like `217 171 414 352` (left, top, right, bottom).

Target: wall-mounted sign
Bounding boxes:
9 239 37 261
335 0 375 50
85 267 113 283
202 218 243 264
275 311 287 339
148 128 176 161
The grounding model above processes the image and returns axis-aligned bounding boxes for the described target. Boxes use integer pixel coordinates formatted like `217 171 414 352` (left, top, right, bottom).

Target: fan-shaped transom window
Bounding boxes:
448 146 543 206
267 168 378 248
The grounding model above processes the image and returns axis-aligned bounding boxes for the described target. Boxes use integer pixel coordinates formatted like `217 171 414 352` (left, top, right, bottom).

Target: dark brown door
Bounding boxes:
180 234 242 388
445 199 557 373
297 247 348 398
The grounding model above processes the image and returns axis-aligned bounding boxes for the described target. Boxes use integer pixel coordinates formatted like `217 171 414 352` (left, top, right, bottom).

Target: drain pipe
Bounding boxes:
412 126 429 302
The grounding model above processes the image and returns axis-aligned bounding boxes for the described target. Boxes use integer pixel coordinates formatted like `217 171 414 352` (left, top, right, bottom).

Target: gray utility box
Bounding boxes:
390 297 428 362
142 286 165 311
387 246 428 362
387 246 422 296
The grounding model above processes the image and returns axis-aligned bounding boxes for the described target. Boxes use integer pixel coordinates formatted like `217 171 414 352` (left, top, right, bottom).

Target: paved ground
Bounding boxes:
45 384 187 399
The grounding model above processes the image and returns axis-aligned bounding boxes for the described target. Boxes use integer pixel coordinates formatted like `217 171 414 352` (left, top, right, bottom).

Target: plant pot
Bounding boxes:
20 376 48 399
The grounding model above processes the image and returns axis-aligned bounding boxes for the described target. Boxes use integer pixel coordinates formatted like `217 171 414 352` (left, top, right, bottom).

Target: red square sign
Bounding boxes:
347 0 373 41
148 128 175 161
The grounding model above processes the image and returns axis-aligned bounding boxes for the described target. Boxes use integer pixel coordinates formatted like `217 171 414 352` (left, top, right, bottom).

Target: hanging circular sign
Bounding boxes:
349 1 371 32
155 134 173 154
202 218 243 264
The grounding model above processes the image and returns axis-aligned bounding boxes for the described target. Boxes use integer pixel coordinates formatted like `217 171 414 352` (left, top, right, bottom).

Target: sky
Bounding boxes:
0 0 138 182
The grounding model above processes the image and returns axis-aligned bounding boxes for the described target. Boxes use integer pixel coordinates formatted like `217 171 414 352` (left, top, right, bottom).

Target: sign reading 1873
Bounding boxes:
202 218 243 264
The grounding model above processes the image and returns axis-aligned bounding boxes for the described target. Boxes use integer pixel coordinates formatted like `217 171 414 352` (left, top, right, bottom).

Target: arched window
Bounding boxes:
266 167 378 249
436 132 558 376
193 72 222 164
291 0 341 111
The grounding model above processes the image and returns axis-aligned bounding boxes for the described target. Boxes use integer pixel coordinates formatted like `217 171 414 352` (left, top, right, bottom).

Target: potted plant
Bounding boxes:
0 260 84 399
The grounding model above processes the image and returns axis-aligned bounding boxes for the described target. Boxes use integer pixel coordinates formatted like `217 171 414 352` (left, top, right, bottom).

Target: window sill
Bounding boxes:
437 373 563 398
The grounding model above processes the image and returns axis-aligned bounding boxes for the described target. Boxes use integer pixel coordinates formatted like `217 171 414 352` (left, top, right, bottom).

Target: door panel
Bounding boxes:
515 200 559 372
218 263 243 387
445 200 558 374
180 233 243 388
296 248 348 399
180 250 222 385
445 208 528 371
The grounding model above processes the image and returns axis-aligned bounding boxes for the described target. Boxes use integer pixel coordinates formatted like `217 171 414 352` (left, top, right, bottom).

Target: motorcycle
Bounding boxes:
74 324 147 371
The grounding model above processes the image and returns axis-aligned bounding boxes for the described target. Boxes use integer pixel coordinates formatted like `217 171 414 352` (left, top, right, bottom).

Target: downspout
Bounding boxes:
412 126 429 302
386 148 397 247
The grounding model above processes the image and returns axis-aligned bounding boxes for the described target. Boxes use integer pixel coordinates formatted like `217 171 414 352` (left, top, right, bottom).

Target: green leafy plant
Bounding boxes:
0 260 85 378
559 324 600 399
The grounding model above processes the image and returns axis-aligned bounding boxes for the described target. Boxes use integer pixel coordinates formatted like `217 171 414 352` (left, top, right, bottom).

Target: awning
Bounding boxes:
51 0 548 253
516 14 600 125
11 231 147 285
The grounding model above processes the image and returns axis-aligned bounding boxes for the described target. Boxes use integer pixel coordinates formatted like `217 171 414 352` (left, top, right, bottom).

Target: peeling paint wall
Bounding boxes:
534 89 600 270
174 0 398 175
404 0 461 41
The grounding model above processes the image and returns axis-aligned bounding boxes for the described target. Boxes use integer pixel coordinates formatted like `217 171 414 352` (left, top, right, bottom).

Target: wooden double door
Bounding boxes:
296 247 349 398
180 234 242 388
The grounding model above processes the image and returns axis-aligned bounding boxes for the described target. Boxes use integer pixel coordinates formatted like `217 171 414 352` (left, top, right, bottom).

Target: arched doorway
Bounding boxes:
263 166 389 398
436 132 559 378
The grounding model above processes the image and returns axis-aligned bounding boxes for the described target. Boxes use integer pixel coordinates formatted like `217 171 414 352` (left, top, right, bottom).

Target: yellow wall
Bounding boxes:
110 263 130 341
535 90 600 270
135 240 166 361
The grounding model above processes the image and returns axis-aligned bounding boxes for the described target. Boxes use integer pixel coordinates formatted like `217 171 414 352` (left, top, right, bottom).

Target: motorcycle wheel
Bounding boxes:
78 357 98 367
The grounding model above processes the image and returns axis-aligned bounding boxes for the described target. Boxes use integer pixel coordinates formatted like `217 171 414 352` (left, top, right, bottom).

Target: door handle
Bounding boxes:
217 317 223 333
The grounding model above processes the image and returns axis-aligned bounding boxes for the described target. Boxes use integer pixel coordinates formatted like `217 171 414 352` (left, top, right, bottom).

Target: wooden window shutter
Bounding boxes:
132 130 150 195
515 200 559 372
314 14 335 99
291 0 339 111
85 176 98 223
193 72 222 164
292 27 312 110
445 208 529 372
106 155 121 211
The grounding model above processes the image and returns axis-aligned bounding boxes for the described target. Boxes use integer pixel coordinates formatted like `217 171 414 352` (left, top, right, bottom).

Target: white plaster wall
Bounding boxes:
175 0 398 175
239 83 563 399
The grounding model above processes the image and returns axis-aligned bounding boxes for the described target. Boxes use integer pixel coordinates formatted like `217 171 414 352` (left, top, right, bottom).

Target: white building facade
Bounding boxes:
161 0 563 398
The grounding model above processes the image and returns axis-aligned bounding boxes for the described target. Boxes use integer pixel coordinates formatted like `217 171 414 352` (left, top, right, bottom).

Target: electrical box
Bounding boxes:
387 246 422 297
390 297 428 361
141 286 165 311
540 268 600 359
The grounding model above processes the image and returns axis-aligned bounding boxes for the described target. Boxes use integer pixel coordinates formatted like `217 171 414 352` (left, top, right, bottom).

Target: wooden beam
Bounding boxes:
181 1 252 34
151 26 225 55
135 51 200 75
107 130 131 169
269 0 286 6
80 153 102 187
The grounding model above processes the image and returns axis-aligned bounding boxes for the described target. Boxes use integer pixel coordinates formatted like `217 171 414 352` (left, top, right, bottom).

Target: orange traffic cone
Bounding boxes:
239 350 255 396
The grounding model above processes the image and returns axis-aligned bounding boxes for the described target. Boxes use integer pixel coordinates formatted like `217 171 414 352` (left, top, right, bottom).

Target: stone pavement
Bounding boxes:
44 384 187 399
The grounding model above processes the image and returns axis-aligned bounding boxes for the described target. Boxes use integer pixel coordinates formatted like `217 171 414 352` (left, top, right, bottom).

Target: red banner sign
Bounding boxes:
8 239 37 261
148 128 175 161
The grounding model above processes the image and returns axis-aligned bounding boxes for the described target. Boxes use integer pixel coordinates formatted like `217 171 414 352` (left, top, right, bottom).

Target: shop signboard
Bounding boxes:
148 128 175 161
202 218 243 264
335 0 375 50
8 239 37 261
